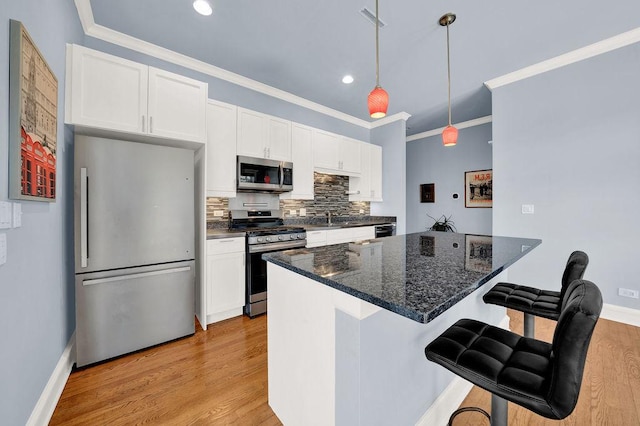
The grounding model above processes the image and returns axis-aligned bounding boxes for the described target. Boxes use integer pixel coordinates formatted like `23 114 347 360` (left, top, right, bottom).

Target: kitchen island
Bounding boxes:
264 232 541 426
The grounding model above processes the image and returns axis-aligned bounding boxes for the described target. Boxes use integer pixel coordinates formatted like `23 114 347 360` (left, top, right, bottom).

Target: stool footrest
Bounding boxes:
448 406 490 425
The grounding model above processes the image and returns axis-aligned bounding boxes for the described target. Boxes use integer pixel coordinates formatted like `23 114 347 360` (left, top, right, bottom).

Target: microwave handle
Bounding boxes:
279 164 284 188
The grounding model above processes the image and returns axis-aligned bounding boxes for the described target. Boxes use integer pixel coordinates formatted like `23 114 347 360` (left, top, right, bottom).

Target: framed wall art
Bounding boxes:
464 169 492 208
9 19 58 201
420 183 435 203
465 234 493 273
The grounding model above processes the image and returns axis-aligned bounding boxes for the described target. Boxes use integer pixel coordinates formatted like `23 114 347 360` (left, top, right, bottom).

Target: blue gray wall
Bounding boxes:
492 42 640 309
406 123 493 235
0 1 83 424
370 120 407 234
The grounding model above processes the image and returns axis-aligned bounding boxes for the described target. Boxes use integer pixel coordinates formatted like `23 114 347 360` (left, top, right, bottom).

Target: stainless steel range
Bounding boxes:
230 208 306 318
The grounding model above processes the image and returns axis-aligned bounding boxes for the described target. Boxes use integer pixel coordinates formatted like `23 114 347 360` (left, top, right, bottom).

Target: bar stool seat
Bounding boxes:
426 279 602 425
483 251 588 337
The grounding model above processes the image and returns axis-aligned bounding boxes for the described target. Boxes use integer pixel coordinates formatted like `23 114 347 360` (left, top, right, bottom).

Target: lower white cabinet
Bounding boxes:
206 237 245 324
306 226 375 248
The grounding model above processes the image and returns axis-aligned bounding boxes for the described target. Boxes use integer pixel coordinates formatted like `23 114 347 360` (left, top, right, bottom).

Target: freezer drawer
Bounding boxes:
75 261 195 367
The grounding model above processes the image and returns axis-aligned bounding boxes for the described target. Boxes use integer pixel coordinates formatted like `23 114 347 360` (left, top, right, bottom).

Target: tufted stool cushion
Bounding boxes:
426 279 602 421
483 251 589 320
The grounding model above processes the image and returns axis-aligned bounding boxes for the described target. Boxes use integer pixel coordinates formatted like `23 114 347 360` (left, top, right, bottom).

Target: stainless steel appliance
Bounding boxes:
375 223 396 238
230 208 306 317
237 155 293 193
74 135 195 367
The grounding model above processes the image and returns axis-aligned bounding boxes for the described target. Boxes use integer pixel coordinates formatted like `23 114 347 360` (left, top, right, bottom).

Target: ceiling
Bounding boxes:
87 0 639 136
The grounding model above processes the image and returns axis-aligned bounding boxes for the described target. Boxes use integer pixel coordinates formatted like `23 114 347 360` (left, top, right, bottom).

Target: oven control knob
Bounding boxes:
278 235 284 241
265 237 271 242
257 237 264 243
298 234 305 239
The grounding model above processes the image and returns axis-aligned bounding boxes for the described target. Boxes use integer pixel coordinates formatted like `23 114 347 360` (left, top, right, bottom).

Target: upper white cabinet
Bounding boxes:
280 123 314 200
65 44 207 144
312 130 362 176
237 108 292 161
350 143 383 202
206 100 237 197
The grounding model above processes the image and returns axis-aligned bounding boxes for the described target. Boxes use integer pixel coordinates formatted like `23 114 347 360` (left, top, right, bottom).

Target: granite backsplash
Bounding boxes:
207 172 374 228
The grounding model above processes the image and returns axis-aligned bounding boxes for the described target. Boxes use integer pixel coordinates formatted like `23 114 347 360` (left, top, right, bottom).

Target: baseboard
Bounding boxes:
416 315 509 426
26 333 75 426
206 307 243 325
602 303 640 328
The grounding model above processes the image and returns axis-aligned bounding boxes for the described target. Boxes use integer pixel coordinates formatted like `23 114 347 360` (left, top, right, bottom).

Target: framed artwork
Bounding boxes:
465 234 493 273
420 183 435 203
464 169 492 208
9 20 58 201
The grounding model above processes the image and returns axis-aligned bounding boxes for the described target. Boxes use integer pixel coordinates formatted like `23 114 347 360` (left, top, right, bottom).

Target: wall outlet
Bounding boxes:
213 210 224 217
618 288 639 299
0 233 6 266
521 204 535 214
299 208 306 217
0 202 11 229
359 209 364 214
12 203 21 228
289 209 297 216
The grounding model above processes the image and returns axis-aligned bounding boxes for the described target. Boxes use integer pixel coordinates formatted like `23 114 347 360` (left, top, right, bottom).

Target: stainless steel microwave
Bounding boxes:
237 155 293 193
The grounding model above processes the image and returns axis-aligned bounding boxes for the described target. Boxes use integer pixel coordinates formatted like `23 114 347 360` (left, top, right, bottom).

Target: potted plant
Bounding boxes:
427 214 457 232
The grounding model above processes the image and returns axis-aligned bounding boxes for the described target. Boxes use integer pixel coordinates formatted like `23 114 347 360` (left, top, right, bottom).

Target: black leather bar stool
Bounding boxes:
425 279 602 426
482 251 588 337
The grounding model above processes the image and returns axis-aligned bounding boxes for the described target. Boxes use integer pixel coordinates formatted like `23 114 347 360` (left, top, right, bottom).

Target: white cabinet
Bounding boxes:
206 100 237 197
237 108 292 161
206 237 245 324
280 123 314 200
312 130 362 176
308 226 375 247
306 230 327 248
349 143 383 202
65 44 207 143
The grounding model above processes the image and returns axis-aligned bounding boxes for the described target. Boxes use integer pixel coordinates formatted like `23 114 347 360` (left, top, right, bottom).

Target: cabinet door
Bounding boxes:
147 67 208 143
237 108 267 158
312 130 340 170
282 123 314 200
67 45 147 133
206 101 237 197
339 137 362 175
370 144 383 201
267 117 292 161
207 251 245 316
351 143 371 201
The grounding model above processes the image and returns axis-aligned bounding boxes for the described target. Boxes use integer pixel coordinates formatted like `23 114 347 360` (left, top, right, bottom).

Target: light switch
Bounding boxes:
13 203 21 228
0 233 6 266
521 204 534 214
0 202 11 229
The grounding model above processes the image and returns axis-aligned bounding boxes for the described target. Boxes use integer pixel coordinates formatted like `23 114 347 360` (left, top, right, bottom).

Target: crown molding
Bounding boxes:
73 0 372 129
406 115 492 142
485 27 640 90
370 112 412 128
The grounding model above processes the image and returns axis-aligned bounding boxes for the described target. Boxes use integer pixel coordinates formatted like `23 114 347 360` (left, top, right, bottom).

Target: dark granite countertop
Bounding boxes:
263 232 541 323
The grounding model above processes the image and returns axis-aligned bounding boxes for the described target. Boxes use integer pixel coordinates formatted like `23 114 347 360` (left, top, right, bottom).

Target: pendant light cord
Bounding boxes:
375 0 380 87
446 20 452 126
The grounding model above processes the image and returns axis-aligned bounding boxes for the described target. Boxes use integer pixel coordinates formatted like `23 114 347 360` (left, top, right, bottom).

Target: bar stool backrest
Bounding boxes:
559 251 589 300
548 279 602 418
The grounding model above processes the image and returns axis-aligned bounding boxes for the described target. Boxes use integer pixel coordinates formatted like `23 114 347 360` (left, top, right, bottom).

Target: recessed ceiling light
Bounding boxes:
193 0 213 16
342 75 354 84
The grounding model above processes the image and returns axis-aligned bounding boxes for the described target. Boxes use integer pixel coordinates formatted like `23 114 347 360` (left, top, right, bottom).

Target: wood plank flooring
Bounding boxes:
51 311 640 425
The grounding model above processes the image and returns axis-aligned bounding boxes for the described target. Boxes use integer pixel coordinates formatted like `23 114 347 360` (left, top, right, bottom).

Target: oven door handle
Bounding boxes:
248 240 307 253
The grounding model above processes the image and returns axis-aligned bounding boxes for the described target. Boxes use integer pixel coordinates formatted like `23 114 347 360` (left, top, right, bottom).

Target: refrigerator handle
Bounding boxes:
80 167 89 268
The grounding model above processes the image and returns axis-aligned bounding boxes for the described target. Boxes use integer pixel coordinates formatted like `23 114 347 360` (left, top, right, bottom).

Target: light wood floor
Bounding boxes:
51 311 640 425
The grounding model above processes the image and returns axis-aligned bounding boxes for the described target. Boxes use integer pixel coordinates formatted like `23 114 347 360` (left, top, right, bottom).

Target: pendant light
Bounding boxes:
368 0 388 118
440 13 457 146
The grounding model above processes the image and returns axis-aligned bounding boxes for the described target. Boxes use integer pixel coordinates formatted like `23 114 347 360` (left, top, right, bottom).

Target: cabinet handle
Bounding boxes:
142 115 145 132
268 147 271 158
150 116 153 133
264 147 267 158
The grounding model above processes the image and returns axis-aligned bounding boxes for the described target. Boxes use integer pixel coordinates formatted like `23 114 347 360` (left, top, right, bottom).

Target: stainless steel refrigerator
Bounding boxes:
74 135 195 367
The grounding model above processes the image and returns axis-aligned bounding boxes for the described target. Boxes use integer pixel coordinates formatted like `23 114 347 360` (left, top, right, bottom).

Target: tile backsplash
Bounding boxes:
207 172 370 224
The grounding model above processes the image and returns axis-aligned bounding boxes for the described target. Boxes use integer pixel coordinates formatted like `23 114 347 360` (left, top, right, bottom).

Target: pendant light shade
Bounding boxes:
368 0 388 118
440 13 457 146
368 86 389 118
442 125 458 147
